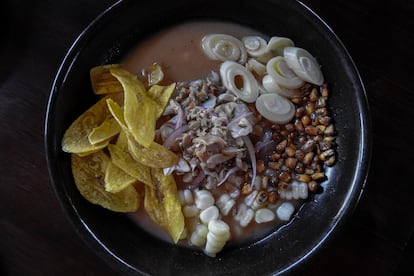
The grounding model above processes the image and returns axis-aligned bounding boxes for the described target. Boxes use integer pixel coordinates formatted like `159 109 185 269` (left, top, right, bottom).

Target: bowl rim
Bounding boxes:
44 0 372 274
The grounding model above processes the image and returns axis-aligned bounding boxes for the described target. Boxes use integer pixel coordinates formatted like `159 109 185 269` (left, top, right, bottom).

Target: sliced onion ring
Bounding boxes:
245 58 267 78
255 93 295 124
220 61 259 103
266 36 294 56
242 36 272 63
266 56 304 89
262 75 306 98
202 34 247 64
283 46 324 85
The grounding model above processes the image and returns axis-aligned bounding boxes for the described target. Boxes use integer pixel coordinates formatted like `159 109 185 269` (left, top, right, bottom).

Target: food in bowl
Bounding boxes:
61 21 337 257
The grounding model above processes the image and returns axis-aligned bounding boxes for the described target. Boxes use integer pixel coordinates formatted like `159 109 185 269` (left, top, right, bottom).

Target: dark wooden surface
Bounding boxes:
1 0 413 275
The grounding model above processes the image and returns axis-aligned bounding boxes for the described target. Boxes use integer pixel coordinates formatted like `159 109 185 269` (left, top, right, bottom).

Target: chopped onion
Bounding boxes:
255 93 295 124
202 34 247 64
266 56 304 89
241 135 256 189
266 36 294 56
283 46 324 85
220 61 259 103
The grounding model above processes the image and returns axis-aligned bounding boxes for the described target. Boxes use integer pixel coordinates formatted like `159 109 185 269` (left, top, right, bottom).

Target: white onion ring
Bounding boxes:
266 56 304 89
242 36 272 63
266 36 295 56
202 34 247 64
262 74 306 98
283 46 324 85
245 58 267 78
220 61 259 103
255 93 295 124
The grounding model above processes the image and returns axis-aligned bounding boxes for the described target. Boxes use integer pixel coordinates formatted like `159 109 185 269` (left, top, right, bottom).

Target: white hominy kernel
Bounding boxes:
208 219 230 236
207 231 230 243
216 194 235 216
205 219 230 257
285 190 293 200
291 181 300 200
298 182 308 199
190 223 208 247
276 202 295 221
222 199 235 216
184 189 194 204
235 203 255 226
244 190 258 207
216 194 230 209
255 208 275 223
240 208 255 227
200 206 219 224
195 190 214 210
183 205 199 218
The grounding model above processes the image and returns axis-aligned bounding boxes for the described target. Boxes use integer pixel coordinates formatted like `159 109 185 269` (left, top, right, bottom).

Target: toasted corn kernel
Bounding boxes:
296 174 311 183
311 172 326 181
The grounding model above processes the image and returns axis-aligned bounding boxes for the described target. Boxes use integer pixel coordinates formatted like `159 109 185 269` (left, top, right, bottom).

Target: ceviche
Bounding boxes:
62 25 336 257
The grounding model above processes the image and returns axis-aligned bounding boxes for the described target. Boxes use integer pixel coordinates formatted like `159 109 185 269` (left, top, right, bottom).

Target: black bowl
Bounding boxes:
45 0 371 275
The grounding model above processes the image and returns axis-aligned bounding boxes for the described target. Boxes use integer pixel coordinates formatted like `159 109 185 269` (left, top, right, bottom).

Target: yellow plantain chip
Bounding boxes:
62 94 122 154
107 144 152 186
110 67 157 148
147 83 176 119
74 141 109 157
71 150 139 212
88 117 121 145
106 98 127 129
90 64 124 95
127 133 178 168
104 161 137 193
116 129 128 149
144 168 184 243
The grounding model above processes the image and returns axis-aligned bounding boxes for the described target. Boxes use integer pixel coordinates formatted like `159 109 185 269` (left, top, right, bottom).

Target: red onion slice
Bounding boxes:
217 167 240 187
241 135 256 188
163 124 189 149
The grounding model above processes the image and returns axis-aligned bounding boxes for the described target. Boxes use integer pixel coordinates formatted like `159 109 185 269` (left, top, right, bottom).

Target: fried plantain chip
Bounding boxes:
107 144 152 186
90 64 124 95
106 98 127 129
127 133 178 168
147 83 176 119
104 160 137 193
110 67 157 148
74 141 109 157
116 129 128 149
88 117 121 145
71 150 139 212
144 168 184 243
62 94 122 154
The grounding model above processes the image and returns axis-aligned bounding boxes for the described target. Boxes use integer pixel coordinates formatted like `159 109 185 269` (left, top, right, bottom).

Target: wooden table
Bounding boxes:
2 0 413 275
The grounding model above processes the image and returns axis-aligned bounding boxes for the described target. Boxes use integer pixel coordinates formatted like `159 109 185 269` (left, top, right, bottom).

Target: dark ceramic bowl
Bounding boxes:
45 0 371 275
